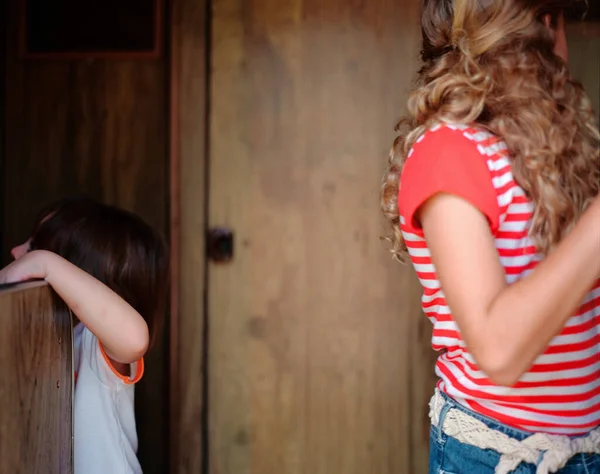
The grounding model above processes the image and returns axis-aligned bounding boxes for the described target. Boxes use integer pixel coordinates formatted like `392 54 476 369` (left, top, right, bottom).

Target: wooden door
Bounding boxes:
3 1 169 471
206 1 436 473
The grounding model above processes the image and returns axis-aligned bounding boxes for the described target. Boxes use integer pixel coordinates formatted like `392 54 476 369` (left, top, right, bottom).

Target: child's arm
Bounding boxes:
0 250 149 365
420 194 600 387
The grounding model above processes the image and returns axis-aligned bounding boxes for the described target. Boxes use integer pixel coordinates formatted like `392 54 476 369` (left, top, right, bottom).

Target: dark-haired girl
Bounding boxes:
1 197 168 474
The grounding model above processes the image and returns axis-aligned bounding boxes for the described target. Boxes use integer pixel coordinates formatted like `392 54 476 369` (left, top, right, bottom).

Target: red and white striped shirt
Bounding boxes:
399 124 600 435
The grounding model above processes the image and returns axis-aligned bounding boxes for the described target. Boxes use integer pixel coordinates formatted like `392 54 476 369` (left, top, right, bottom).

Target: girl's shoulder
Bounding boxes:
407 123 506 162
399 123 511 235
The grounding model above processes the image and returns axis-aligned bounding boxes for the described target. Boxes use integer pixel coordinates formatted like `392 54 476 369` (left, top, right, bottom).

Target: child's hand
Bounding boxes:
0 250 51 285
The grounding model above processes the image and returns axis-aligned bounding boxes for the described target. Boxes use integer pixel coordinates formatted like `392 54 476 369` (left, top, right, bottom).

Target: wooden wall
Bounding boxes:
2 2 170 473
0 281 72 474
205 1 433 473
171 1 436 473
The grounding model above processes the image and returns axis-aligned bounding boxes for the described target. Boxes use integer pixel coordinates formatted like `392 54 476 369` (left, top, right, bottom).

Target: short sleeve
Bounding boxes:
399 126 501 233
81 327 144 386
98 341 144 385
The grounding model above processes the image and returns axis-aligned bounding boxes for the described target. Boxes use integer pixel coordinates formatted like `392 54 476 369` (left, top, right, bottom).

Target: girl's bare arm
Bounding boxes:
420 195 600 386
0 250 148 366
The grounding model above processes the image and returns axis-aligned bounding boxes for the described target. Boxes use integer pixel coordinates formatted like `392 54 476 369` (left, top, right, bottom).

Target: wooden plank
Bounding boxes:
0 279 47 294
207 1 434 473
169 0 208 472
0 281 73 474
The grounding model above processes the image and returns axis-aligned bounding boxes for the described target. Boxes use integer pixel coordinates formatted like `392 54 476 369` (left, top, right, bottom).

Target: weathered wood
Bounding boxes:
207 1 434 473
0 281 73 474
169 0 208 472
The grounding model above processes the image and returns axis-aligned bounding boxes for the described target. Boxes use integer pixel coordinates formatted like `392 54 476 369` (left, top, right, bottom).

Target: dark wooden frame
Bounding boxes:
18 0 164 60
169 0 208 472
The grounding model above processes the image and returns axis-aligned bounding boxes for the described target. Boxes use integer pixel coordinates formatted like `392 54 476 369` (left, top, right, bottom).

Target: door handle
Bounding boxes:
207 227 234 263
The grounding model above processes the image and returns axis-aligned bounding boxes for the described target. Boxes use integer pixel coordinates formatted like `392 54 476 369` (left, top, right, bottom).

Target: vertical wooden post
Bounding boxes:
169 0 209 472
0 281 73 474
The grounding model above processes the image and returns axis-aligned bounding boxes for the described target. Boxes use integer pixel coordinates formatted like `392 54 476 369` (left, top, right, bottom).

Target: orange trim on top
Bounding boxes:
98 341 145 385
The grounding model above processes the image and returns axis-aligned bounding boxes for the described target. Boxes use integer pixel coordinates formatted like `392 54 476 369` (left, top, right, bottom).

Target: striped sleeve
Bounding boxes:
398 126 501 233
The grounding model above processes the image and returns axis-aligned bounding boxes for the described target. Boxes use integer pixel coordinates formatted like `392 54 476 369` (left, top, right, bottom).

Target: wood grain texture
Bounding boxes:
169 0 208 472
3 58 168 248
207 1 436 473
0 281 73 474
3 2 169 472
3 0 168 254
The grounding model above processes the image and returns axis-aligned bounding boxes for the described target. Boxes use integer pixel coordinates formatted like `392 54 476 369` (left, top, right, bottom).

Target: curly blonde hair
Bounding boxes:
381 0 599 260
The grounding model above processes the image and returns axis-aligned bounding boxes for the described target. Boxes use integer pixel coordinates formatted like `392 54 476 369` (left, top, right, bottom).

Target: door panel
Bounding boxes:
208 1 435 473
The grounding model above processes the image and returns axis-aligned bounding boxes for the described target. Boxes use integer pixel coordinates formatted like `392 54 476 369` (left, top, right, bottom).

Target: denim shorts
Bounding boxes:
429 391 600 474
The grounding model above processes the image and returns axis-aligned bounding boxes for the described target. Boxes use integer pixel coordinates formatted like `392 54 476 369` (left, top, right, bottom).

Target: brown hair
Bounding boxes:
381 0 599 259
30 196 169 350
